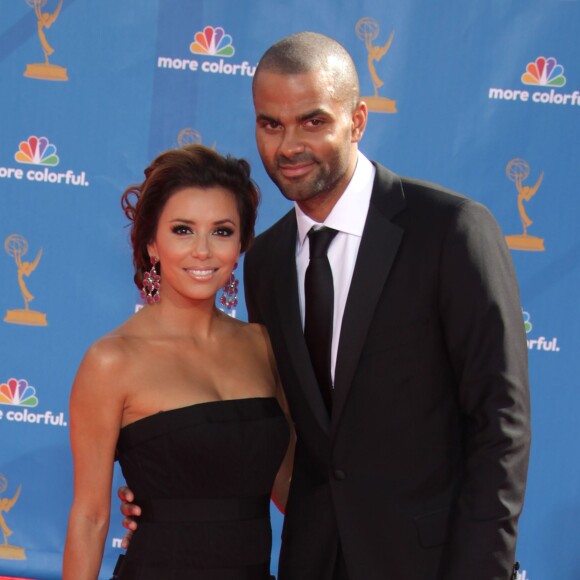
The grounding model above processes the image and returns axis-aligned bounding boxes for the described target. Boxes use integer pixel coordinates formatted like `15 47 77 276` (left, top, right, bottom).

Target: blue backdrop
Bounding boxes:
1 1 579 578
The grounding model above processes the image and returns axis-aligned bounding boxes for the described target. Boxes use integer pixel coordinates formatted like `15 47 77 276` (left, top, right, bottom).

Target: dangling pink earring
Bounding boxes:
219 262 239 310
141 256 161 304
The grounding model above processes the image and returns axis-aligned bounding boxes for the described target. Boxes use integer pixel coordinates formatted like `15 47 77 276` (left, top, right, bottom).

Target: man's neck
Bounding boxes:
296 155 359 223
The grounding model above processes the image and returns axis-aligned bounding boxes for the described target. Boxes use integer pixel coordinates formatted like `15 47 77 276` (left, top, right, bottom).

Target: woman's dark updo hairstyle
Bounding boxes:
121 144 260 290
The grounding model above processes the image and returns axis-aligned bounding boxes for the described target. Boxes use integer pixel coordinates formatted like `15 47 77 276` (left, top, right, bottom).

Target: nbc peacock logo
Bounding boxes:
0 136 89 187
521 57 566 87
522 310 560 353
190 26 235 57
0 378 38 407
488 55 579 107
15 135 59 166
0 378 67 427
157 24 255 77
522 310 532 334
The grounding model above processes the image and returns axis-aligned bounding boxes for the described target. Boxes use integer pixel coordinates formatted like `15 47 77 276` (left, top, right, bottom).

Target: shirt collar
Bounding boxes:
295 151 375 248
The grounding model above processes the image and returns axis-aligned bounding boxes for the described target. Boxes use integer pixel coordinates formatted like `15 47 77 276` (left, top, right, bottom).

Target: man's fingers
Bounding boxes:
121 529 133 550
122 516 138 531
120 503 141 518
117 485 134 503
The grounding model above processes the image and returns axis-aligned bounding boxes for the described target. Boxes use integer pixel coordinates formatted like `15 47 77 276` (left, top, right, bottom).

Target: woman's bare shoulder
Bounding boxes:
240 321 271 341
233 321 272 354
77 315 148 383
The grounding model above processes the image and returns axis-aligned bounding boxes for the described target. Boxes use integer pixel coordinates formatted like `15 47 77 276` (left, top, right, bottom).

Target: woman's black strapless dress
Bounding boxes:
114 397 289 580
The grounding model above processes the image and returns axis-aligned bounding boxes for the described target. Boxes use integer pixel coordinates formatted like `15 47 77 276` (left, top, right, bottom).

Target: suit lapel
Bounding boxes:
271 213 331 433
332 164 406 425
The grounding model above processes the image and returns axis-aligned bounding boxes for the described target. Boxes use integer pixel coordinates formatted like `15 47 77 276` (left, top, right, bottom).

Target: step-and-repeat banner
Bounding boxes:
1 1 579 578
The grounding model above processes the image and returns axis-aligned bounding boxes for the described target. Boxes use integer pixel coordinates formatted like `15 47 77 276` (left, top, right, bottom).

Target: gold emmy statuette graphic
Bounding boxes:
23 0 68 81
0 473 26 561
4 234 48 326
356 17 397 113
178 128 203 147
505 158 545 251
177 128 217 150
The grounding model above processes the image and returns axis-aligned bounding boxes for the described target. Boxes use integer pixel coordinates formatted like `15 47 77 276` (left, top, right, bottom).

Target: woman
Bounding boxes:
63 145 294 579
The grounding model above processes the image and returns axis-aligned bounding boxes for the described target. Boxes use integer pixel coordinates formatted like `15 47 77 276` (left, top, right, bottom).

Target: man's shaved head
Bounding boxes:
253 32 360 108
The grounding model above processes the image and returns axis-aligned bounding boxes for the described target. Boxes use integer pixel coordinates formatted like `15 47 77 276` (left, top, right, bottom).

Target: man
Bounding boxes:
121 32 530 580
244 32 530 579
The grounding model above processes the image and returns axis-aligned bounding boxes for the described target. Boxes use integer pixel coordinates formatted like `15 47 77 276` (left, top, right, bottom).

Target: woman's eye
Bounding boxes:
172 225 191 235
214 227 234 237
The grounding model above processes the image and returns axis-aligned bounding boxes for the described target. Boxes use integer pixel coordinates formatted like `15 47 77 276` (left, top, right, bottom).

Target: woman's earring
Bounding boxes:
141 256 161 304
219 262 239 310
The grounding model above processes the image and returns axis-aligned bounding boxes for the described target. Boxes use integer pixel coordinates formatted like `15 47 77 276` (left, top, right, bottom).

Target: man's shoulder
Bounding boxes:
372 161 481 213
404 176 469 206
248 208 295 255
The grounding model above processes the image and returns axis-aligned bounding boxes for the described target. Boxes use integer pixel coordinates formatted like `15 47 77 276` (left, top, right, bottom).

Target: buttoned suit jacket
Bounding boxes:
243 162 531 580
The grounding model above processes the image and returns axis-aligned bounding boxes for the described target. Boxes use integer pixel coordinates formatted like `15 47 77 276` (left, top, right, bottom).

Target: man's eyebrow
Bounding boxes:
256 108 332 124
298 108 331 122
256 113 278 123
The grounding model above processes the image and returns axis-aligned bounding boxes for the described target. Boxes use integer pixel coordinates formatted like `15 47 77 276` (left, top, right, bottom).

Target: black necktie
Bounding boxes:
304 226 338 413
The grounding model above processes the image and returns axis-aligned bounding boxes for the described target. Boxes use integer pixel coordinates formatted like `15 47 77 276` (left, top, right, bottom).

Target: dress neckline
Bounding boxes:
120 396 279 432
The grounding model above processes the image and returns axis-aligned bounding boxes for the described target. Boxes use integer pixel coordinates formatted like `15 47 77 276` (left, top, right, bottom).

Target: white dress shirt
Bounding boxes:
295 151 375 384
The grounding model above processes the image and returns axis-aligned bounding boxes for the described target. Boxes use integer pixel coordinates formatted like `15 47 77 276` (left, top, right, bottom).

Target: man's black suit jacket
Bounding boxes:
244 162 531 580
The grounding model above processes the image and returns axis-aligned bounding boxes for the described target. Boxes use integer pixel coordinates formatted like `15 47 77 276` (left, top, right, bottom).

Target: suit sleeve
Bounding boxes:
437 200 531 579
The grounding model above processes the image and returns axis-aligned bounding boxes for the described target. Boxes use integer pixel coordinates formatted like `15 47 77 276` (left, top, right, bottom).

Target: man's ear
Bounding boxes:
351 100 368 143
